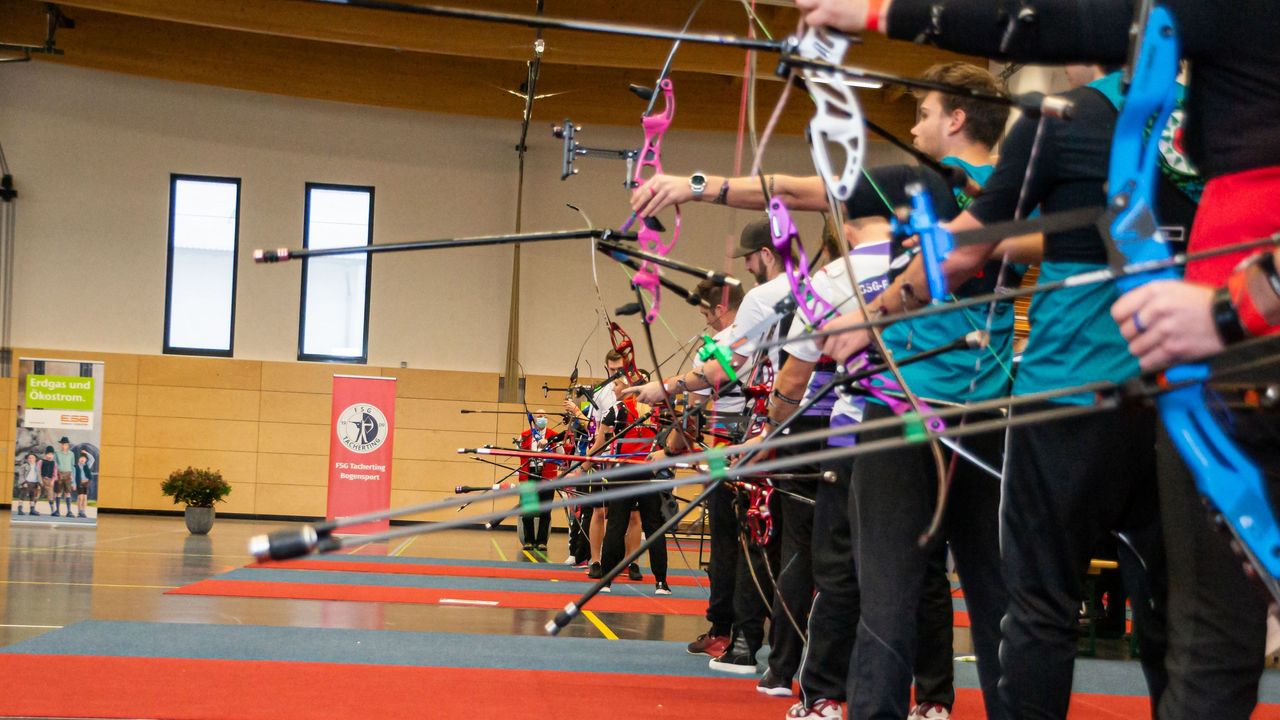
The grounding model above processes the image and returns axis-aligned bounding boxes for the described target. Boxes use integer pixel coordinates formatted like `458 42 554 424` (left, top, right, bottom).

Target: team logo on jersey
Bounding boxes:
336 403 389 454
1158 106 1199 179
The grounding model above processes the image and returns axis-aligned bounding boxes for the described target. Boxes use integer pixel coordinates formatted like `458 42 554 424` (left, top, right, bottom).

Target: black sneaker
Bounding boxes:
627 563 643 581
708 636 759 675
587 562 603 579
600 584 612 593
757 669 793 696
655 581 672 595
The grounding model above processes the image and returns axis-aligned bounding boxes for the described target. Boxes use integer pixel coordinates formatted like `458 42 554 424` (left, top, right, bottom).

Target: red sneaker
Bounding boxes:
686 632 731 657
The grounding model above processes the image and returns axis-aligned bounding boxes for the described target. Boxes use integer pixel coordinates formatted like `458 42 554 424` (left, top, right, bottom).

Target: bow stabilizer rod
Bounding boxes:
254 228 636 263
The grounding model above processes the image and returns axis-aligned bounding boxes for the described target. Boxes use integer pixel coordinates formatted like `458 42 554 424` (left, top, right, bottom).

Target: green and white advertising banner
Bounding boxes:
12 358 105 527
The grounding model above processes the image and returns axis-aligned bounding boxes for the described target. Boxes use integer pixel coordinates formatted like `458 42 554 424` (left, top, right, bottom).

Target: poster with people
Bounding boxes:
11 358 105 526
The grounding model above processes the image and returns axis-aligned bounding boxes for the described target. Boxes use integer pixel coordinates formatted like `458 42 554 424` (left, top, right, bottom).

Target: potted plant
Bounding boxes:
161 467 231 535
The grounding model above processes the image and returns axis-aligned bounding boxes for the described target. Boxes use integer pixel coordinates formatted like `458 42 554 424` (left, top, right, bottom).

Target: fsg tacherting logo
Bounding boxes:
336 403 388 454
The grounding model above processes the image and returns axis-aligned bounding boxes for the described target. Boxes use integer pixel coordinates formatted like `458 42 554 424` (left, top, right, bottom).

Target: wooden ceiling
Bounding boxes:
0 0 977 137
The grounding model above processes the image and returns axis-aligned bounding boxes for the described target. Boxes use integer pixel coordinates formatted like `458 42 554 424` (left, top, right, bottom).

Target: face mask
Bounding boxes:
535 417 547 430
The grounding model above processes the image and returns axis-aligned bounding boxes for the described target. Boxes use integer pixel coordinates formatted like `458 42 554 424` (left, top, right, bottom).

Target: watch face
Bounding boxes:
690 173 707 191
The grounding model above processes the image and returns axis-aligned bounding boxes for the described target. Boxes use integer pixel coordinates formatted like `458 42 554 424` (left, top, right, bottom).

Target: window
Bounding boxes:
164 174 240 356
298 183 374 362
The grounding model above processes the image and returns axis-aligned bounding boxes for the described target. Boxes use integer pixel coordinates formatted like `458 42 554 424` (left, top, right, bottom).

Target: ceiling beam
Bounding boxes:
1 2 928 136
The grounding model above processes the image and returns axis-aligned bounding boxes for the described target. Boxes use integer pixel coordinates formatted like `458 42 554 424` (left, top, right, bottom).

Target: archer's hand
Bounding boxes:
731 433 770 467
620 380 668 405
561 399 582 418
631 174 692 219
819 307 872 365
795 0 874 32
1111 280 1223 371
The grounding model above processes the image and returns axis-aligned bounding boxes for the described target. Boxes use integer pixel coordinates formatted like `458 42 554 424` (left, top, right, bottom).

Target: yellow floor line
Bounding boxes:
490 537 509 562
0 581 177 589
391 537 416 557
582 610 619 640
521 549 539 563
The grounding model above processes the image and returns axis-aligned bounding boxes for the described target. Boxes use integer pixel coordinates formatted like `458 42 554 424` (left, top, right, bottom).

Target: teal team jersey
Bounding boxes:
878 159 1017 404
1013 74 1144 404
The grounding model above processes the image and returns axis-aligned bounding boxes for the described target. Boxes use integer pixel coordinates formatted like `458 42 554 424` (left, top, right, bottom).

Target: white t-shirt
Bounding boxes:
780 242 891 438
590 383 616 427
726 274 793 369
783 242 891 362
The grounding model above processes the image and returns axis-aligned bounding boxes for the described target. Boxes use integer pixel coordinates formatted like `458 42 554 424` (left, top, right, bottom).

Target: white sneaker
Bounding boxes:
563 555 576 565
786 699 841 719
908 703 950 720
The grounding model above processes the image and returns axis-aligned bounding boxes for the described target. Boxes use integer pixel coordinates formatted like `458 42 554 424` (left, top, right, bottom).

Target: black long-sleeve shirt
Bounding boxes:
885 0 1280 179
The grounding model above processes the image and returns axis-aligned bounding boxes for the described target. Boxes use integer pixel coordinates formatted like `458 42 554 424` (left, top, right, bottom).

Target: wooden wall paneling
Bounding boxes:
257 390 332 425
254 482 324 517
100 445 135 477
135 416 260 452
132 447 258 483
393 428 499 462
135 386 262 422
103 383 138 416
390 367 499 402
260 360 373 395
100 414 137 447
394 458 496 493
97 475 133 508
257 421 328 456
135 355 262 391
395 398 502 433
256 452 329 488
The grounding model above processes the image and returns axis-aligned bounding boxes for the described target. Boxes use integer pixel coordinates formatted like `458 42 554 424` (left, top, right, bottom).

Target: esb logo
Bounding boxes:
336 403 389 454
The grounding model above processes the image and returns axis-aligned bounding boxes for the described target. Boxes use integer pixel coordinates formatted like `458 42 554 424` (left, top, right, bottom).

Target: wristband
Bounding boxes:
865 0 886 32
771 388 803 405
1212 286 1248 345
713 180 730 205
1228 267 1273 338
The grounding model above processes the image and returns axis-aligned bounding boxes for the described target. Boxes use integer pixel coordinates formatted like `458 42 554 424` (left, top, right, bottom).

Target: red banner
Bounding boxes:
326 375 397 535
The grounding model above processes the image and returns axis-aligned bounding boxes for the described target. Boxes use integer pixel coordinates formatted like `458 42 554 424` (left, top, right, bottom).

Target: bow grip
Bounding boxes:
696 334 738 383
1159 364 1280 580
904 183 953 302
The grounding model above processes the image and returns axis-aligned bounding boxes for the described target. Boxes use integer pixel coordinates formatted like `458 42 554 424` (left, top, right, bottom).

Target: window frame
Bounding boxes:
297 181 375 364
162 173 242 357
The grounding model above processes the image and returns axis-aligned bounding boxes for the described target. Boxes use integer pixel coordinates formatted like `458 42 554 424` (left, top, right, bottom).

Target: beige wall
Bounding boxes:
1 349 577 521
0 62 906 376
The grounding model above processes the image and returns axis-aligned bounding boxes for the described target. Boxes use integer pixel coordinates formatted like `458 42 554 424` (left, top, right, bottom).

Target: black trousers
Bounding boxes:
765 417 824 682
568 505 593 562
600 489 669 583
730 487 781 649
796 460 958 708
519 484 555 547
706 483 740 635
1157 408 1280 720
849 403 1008 720
999 404 1167 720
